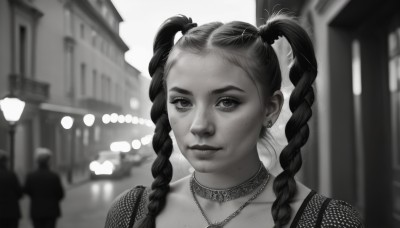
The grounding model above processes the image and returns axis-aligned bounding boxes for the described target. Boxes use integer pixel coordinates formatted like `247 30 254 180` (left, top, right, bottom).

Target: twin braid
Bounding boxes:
138 15 196 228
259 17 317 228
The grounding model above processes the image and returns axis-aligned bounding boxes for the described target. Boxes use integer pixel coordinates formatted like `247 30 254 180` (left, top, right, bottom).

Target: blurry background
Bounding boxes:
0 0 399 227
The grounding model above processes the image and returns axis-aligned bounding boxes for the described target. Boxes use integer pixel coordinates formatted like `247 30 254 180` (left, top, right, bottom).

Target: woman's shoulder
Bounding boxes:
294 191 364 228
105 185 148 228
321 198 364 228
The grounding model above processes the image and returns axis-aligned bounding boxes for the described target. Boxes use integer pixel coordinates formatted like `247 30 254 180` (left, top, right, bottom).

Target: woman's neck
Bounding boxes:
194 155 262 189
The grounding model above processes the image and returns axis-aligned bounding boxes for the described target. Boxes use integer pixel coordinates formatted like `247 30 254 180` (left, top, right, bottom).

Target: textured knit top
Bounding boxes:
105 186 364 228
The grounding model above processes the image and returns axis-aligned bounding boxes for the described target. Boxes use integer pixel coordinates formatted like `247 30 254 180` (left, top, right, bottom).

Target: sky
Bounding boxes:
111 0 256 78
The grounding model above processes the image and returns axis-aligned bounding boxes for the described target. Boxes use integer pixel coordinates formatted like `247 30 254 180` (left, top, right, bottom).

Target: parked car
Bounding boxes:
89 151 131 179
122 146 155 166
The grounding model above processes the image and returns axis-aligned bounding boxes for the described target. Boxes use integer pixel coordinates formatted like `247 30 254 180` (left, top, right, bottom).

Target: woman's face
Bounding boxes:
166 52 267 173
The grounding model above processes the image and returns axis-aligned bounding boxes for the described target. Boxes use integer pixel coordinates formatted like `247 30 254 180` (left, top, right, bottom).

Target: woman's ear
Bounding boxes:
263 90 284 127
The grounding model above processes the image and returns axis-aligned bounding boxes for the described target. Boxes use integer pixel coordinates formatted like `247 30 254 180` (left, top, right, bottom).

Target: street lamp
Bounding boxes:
83 114 95 127
0 95 26 171
60 115 74 183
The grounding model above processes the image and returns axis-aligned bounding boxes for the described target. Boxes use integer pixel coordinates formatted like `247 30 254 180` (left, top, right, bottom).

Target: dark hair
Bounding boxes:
141 13 317 228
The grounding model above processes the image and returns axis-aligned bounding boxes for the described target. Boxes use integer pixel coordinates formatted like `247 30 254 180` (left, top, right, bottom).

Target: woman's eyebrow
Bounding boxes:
169 87 192 95
168 85 246 95
211 85 246 95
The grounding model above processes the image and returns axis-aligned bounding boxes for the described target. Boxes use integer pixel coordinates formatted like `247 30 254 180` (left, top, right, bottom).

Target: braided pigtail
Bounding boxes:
259 15 317 228
139 15 196 228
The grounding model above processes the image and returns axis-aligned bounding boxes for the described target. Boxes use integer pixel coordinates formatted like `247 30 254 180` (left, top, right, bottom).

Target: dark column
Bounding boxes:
8 124 15 170
327 26 357 203
358 28 392 228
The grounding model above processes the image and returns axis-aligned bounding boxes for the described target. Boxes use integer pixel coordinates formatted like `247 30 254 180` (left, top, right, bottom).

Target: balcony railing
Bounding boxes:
9 74 49 103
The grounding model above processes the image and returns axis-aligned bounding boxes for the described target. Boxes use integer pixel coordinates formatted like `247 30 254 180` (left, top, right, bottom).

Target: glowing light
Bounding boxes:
0 97 25 123
145 120 154 127
132 116 139 124
125 114 132 123
131 139 141 150
352 40 362 95
139 118 144 125
102 114 111 124
83 114 95 127
110 113 118 123
89 160 114 175
89 161 100 171
61 116 74 129
118 115 125 123
130 97 140 110
140 134 153 145
110 141 131 153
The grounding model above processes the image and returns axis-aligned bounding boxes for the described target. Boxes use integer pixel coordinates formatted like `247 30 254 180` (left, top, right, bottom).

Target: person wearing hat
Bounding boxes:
0 149 23 228
24 148 64 228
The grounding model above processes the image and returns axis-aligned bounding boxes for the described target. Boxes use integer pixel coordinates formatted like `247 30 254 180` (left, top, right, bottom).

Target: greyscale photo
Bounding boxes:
0 0 398 227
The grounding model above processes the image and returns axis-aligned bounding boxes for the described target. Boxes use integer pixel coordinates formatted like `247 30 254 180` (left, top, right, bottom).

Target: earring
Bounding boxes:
264 120 272 128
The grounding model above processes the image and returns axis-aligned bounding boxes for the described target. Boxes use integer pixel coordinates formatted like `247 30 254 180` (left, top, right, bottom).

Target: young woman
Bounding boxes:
105 14 363 228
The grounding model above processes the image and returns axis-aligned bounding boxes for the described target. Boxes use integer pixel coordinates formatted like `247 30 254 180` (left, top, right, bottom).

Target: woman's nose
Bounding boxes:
189 108 215 137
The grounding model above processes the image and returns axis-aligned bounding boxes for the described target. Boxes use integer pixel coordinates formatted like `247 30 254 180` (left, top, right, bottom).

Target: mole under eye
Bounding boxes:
169 97 192 112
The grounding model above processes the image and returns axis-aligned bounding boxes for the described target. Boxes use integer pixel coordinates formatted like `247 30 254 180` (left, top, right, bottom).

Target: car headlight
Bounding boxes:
89 161 100 171
103 160 115 171
90 160 115 175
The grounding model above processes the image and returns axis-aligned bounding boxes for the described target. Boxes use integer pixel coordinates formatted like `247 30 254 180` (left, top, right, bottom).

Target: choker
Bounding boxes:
191 163 269 202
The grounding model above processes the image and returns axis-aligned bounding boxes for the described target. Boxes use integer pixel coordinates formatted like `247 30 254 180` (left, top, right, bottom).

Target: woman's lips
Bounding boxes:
188 145 221 158
188 145 220 150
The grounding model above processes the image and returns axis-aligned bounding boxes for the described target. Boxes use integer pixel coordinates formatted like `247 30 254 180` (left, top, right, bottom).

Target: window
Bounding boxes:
107 78 111 102
80 63 86 96
64 8 72 36
93 70 97 98
388 27 400 166
99 38 103 53
80 23 85 39
65 45 73 94
109 17 115 29
109 46 113 58
91 28 97 47
102 74 107 100
115 84 120 102
19 25 27 76
102 5 108 17
352 40 362 95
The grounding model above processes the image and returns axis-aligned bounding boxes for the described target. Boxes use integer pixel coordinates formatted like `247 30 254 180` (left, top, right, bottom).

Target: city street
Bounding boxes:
19 160 152 228
18 150 191 228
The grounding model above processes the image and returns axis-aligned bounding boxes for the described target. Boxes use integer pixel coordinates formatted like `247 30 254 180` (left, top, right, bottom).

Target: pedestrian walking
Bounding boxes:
0 149 23 228
105 13 364 228
24 148 64 228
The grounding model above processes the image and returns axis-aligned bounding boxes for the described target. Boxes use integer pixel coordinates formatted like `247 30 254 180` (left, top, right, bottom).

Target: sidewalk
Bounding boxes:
60 168 91 190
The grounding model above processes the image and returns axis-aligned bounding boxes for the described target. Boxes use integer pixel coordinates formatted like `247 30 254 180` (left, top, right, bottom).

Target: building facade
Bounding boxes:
257 0 399 227
0 0 152 185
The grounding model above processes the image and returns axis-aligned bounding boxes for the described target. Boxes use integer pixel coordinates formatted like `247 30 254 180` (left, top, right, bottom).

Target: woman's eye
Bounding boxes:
169 98 192 111
216 97 240 110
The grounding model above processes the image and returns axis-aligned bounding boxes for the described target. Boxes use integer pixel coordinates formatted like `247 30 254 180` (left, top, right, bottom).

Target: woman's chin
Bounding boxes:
188 161 220 174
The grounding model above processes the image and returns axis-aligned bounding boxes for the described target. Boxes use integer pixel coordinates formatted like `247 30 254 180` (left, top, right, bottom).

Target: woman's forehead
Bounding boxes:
165 52 257 92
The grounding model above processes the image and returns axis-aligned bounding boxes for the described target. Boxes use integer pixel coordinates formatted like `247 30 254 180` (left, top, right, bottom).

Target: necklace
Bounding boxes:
192 163 268 202
190 168 270 228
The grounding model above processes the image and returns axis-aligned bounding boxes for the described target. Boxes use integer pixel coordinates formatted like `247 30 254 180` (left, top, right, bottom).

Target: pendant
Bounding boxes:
205 225 222 228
